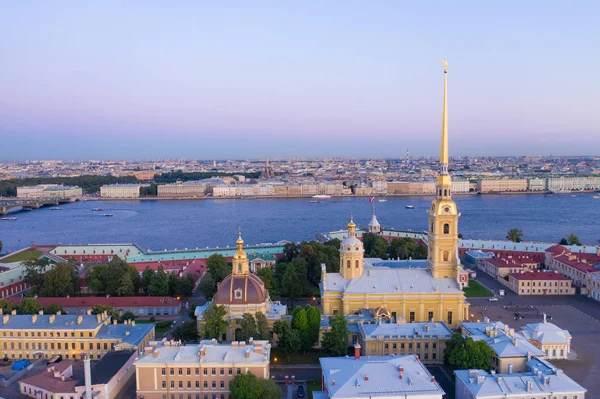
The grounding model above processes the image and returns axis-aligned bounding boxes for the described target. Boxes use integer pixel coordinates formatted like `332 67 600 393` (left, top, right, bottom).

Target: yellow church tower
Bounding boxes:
339 217 365 279
232 231 249 275
427 59 462 280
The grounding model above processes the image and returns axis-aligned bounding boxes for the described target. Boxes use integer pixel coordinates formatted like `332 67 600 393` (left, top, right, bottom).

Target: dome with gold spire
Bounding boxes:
213 232 268 305
340 217 363 252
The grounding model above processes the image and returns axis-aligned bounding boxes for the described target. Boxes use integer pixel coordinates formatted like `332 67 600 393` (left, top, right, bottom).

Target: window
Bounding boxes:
220 368 224 375
212 368 216 375
170 381 174 388
220 381 225 388
237 368 241 375
195 368 199 375
409 312 415 323
211 381 216 388
178 368 183 375
187 368 191 375
162 368 166 375
392 343 397 349
447 311 453 325
162 381 166 388
203 381 208 388
187 381 191 388
228 368 233 375
428 311 434 321
195 381 199 388
355 260 359 268
203 369 207 375
170 368 175 375
443 224 449 234
346 260 351 268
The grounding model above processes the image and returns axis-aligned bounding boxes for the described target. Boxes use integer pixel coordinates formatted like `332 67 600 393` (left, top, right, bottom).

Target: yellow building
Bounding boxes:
0 309 154 361
320 61 469 328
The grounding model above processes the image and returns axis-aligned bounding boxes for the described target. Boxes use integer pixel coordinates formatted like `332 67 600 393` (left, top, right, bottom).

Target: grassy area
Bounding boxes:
307 380 322 398
135 319 172 334
271 348 322 365
0 249 41 263
463 280 494 298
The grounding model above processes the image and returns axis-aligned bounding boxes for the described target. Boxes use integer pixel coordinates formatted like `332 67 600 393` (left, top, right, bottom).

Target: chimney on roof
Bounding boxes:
477 375 485 384
211 338 217 345
49 315 55 324
2 315 8 324
84 355 92 399
86 309 92 315
153 349 160 358
354 343 361 360
56 311 61 315
31 315 37 323
431 376 435 382
132 320 135 326
365 375 369 381
144 346 152 355
245 349 251 359
508 364 513 374
77 315 83 325
526 380 532 392
113 319 118 325
399 366 404 373
11 309 16 315
399 373 403 380
38 310 43 315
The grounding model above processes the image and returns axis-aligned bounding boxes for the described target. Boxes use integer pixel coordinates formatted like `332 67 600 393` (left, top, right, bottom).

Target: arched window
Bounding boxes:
438 189 442 196
444 189 447 196
355 260 359 269
237 263 242 273
347 260 351 269
443 224 450 234
430 222 434 232
443 251 449 262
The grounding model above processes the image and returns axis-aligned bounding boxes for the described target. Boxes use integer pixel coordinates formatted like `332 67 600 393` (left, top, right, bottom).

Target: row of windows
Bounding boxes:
162 380 228 389
519 281 569 287
161 368 242 377
3 342 112 350
519 289 568 294
1 330 94 338
384 342 438 350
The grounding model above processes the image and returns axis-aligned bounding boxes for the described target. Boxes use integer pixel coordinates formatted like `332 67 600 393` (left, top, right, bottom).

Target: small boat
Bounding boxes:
49 207 63 210
1 217 17 221
378 199 387 203
240 196 257 200
312 195 331 199
571 194 577 198
593 195 600 199
309 200 320 203
406 205 415 209
544 193 554 197
100 213 114 217
91 208 104 211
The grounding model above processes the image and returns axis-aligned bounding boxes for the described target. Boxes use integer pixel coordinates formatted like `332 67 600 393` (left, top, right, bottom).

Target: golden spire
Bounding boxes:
347 216 356 236
440 58 449 173
236 230 244 253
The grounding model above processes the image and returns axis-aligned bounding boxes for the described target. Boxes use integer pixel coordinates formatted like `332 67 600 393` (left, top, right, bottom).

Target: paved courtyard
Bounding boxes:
471 304 600 398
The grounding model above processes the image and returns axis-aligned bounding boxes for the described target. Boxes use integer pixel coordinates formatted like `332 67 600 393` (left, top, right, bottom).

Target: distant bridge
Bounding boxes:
0 197 79 215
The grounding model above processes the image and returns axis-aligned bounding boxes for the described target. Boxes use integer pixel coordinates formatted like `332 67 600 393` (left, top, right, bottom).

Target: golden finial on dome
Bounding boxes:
236 229 245 252
347 216 356 231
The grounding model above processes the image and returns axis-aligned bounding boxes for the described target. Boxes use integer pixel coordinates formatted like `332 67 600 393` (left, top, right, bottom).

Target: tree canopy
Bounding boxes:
199 254 230 300
229 372 281 399
173 321 198 342
321 314 350 357
444 334 495 372
202 303 228 340
88 257 140 296
506 228 524 243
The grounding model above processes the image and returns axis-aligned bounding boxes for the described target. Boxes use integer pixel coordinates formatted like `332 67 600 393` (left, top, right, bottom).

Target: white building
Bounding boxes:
16 184 83 199
452 179 470 193
100 184 143 198
520 315 572 360
372 180 387 194
157 181 210 197
315 352 445 399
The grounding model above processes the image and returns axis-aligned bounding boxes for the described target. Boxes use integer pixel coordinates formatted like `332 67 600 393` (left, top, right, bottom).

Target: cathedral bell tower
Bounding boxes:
232 231 249 275
339 217 365 279
427 60 462 280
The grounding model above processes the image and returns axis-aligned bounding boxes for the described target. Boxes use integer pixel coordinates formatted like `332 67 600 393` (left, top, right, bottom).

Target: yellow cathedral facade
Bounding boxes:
320 61 470 328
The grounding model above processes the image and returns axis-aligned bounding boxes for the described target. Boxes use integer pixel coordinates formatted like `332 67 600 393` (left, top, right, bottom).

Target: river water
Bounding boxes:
1 194 598 252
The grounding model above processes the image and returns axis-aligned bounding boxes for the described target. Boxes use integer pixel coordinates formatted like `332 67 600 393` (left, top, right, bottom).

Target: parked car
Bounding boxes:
488 297 498 302
297 385 305 398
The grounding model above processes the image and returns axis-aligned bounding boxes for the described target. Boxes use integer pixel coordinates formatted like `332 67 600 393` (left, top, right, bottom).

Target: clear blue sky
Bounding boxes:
1 1 598 161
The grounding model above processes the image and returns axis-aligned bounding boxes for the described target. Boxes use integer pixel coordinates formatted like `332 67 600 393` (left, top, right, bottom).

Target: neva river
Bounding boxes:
1 194 599 252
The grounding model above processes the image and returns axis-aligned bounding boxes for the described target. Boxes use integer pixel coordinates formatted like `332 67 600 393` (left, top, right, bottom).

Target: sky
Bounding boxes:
0 1 599 161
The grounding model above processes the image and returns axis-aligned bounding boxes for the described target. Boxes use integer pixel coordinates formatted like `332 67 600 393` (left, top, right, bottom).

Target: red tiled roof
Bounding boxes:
511 271 571 281
9 296 181 308
553 254 600 273
545 245 568 255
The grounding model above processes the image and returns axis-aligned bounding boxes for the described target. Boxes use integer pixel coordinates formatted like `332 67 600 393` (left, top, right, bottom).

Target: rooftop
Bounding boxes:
0 313 107 331
520 317 572 345
360 321 452 341
8 296 181 309
19 361 78 394
320 354 445 398
461 320 546 358
485 255 539 268
136 339 271 365
510 271 571 281
75 350 136 387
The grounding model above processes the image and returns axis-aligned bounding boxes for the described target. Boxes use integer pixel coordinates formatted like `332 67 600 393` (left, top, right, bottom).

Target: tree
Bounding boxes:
173 321 198 342
275 321 300 361
389 238 409 259
206 254 230 282
444 334 495 372
121 310 136 322
506 228 523 243
255 312 270 340
305 304 321 348
141 267 156 293
256 268 276 295
199 273 217 300
116 272 135 296
169 274 195 298
39 263 79 297
0 299 16 314
559 238 569 245
18 298 41 314
229 373 281 399
91 304 118 319
566 233 582 246
363 233 388 258
292 307 312 352
279 262 302 306
23 258 50 295
413 245 428 259
88 258 140 296
321 314 349 357
239 313 257 342
202 303 228 340
148 266 169 296
44 303 64 315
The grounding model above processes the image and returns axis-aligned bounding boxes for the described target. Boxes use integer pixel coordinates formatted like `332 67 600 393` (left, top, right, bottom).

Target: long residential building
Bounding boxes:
100 183 143 198
157 181 212 197
16 184 83 199
508 270 574 295
0 310 154 360
545 245 600 296
135 339 271 399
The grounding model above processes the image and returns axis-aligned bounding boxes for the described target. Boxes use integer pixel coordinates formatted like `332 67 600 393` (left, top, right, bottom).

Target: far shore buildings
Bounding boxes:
135 339 271 399
314 353 445 399
100 183 144 198
195 233 286 342
320 60 470 328
0 310 154 360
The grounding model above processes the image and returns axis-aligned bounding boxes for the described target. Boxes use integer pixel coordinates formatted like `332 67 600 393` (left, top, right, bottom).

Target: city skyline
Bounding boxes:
1 1 599 161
